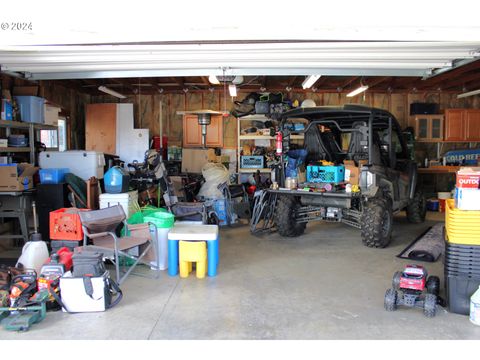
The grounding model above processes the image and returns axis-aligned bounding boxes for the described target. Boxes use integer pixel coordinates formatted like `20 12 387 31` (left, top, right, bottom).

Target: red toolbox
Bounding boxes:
49 208 89 241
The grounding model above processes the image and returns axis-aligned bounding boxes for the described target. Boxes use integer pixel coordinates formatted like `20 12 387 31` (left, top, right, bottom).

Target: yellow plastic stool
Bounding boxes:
179 240 207 279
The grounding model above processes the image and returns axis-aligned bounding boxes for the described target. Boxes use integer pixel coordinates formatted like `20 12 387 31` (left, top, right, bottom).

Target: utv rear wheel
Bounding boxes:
275 196 306 237
406 190 427 224
384 288 398 311
361 198 393 248
423 293 437 318
426 276 440 296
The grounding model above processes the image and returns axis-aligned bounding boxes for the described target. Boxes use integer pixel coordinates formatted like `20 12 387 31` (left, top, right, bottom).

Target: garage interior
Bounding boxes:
1 28 480 340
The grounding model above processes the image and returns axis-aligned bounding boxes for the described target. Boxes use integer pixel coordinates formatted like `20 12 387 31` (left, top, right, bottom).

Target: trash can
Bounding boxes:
144 211 175 270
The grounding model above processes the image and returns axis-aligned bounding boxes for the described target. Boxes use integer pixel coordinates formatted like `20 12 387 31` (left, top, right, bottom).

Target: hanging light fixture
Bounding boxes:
302 75 321 89
346 84 369 97
457 88 480 99
98 86 126 99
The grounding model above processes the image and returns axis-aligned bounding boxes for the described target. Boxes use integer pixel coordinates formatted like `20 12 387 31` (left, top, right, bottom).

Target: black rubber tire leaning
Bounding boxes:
426 276 440 296
275 195 306 237
384 288 398 311
392 271 402 290
361 198 393 248
423 293 437 318
406 189 427 224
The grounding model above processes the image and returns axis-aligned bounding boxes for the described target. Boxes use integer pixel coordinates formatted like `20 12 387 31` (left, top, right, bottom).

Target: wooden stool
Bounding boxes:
179 240 207 279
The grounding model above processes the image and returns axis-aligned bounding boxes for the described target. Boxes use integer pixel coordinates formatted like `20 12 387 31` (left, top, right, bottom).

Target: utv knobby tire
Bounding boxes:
423 293 437 318
384 288 398 311
361 198 393 248
275 195 306 237
406 190 427 224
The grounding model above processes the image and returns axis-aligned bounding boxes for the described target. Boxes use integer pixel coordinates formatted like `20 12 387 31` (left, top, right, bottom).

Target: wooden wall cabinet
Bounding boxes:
444 109 480 142
86 103 117 154
183 115 223 147
86 103 149 164
414 115 444 141
465 109 480 142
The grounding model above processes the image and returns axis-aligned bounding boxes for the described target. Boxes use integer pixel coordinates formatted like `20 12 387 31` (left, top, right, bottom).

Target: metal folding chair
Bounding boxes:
78 205 159 284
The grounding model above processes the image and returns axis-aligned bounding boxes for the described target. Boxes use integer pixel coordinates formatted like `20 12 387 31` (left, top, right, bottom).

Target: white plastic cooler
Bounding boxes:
39 151 105 180
99 191 138 218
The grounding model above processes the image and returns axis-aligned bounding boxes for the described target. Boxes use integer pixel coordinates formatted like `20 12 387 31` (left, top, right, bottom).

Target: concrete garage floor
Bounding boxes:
2 212 480 340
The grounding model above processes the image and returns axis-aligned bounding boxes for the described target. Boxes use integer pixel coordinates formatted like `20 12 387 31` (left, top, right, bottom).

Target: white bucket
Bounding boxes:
470 285 480 326
149 227 170 271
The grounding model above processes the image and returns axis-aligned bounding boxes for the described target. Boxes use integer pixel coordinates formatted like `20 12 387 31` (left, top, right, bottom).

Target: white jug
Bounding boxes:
15 201 49 274
16 237 49 274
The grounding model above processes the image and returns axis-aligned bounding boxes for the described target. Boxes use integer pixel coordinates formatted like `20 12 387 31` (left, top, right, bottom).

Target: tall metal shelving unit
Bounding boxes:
0 120 58 164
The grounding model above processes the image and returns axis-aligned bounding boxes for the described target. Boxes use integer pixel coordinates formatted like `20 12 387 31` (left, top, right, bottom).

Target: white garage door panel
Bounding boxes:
1 42 480 79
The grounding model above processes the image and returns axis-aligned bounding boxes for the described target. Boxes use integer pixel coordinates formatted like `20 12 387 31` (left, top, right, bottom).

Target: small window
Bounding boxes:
40 116 67 151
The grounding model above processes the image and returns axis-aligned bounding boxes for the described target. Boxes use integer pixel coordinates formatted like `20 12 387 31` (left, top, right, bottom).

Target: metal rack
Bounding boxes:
236 114 304 182
0 120 58 163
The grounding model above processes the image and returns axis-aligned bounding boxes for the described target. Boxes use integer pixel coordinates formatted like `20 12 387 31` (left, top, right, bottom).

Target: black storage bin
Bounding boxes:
445 274 480 315
36 183 70 241
50 240 82 254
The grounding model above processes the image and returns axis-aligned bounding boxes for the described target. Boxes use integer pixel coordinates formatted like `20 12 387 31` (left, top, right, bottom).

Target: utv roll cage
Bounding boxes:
280 104 409 165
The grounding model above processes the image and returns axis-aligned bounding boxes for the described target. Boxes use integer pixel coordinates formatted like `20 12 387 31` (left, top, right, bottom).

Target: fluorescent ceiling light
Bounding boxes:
457 88 480 99
302 75 321 89
347 85 369 97
228 84 237 97
208 75 220 84
98 86 126 99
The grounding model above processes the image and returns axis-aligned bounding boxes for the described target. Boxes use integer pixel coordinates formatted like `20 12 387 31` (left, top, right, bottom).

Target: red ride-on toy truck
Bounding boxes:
384 264 440 317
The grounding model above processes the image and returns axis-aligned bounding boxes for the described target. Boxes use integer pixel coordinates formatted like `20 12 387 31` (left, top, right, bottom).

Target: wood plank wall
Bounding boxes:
90 91 480 150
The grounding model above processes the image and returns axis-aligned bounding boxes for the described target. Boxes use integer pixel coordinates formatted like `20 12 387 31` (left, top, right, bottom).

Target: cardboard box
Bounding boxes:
456 167 480 189
207 148 217 162
0 163 38 191
216 155 230 163
343 160 360 185
455 187 480 210
13 86 39 96
44 105 60 126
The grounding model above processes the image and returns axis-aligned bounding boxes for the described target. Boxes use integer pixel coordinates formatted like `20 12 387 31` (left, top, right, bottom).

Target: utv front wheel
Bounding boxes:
406 190 427 224
275 195 306 237
361 198 393 248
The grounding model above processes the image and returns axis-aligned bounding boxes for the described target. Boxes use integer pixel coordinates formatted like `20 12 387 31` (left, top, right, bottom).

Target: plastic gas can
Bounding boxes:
470 285 480 326
104 166 130 193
